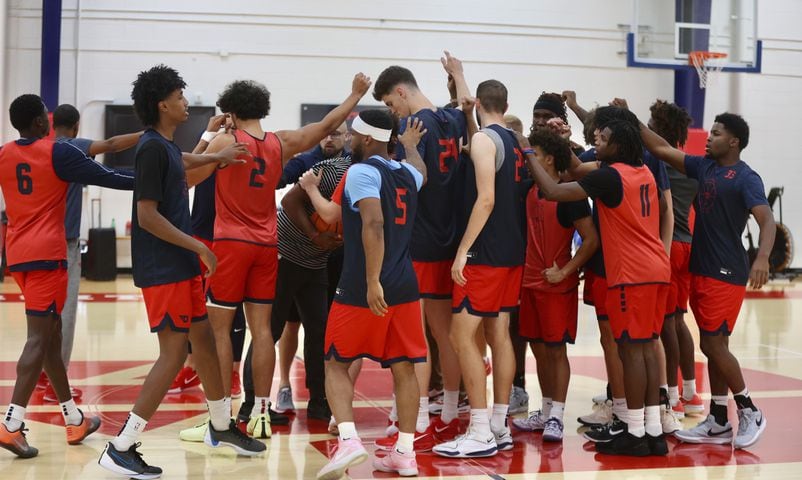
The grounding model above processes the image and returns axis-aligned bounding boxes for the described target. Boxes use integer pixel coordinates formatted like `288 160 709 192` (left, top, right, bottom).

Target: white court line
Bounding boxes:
758 343 802 357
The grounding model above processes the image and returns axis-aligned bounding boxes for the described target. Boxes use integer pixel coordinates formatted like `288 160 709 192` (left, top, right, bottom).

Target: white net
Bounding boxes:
689 52 728 89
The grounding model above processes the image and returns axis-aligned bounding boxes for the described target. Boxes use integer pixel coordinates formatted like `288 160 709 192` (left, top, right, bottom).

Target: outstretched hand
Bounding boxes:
398 117 428 149
441 50 464 77
216 142 250 167
352 73 372 98
610 98 629 110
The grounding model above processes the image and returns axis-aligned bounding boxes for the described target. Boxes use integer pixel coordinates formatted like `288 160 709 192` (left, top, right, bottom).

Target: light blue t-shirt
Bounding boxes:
344 155 423 210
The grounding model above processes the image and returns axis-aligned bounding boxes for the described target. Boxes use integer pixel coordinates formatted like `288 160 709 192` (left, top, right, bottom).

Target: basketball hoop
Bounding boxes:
689 51 728 89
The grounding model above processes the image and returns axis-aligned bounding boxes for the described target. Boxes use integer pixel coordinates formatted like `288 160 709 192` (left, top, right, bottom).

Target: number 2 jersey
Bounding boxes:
394 107 467 262
0 137 133 268
213 129 283 245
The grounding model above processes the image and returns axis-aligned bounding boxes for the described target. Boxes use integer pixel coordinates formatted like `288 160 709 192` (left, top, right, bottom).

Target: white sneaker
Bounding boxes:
734 408 766 449
512 410 547 432
492 425 513 451
592 392 608 405
508 386 529 415
661 407 683 434
543 418 564 442
674 415 733 445
577 400 612 427
433 428 498 458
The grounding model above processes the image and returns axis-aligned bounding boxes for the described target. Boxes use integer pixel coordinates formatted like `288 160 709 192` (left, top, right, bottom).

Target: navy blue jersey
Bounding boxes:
190 172 216 241
684 155 768 285
395 107 467 262
55 137 93 240
335 156 420 307
460 124 526 267
131 129 200 287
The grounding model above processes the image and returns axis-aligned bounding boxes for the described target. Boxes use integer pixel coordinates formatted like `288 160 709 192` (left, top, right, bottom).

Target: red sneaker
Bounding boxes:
43 384 83 403
35 372 48 390
671 402 686 419
431 416 461 442
168 366 200 394
374 425 435 453
681 394 705 416
484 357 492 376
231 370 242 399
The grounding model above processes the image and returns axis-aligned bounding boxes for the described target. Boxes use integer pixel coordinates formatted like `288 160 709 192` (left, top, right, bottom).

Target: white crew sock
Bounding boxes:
112 412 147 451
60 399 83 426
549 401 565 422
441 390 459 423
208 398 230 431
3 404 26 432
490 404 508 432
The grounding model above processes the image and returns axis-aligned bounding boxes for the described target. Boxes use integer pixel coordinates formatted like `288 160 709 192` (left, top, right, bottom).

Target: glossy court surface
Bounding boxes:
1 276 801 479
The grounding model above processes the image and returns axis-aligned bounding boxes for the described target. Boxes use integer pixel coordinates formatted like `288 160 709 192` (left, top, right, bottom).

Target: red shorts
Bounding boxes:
689 275 746 336
591 274 609 320
11 267 67 316
194 236 213 279
325 300 426 367
142 275 208 333
583 270 595 306
413 260 453 299
206 240 278 307
666 241 692 315
452 265 522 317
519 287 578 344
606 283 669 342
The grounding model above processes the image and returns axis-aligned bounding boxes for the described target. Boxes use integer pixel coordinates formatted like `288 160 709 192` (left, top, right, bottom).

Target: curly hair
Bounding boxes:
216 80 270 120
131 65 186 126
593 105 639 131
533 92 568 122
650 100 692 147
9 94 47 131
604 120 643 166
528 128 573 172
373 66 418 101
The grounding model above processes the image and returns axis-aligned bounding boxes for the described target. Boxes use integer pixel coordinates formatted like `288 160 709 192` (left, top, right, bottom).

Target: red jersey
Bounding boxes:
523 184 581 293
597 163 670 287
0 139 68 265
214 129 282 245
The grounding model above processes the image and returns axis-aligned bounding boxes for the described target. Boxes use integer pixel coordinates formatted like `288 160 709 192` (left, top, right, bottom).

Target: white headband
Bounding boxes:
351 115 392 142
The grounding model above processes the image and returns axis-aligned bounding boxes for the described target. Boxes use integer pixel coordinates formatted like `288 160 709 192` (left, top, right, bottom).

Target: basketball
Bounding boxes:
311 211 343 235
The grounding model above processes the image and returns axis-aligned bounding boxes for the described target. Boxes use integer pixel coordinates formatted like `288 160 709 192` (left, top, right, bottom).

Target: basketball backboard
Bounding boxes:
627 0 761 73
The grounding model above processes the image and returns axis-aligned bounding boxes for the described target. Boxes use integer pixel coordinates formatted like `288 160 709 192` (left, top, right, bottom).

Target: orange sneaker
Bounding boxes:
681 394 705 416
0 423 38 458
65 410 101 445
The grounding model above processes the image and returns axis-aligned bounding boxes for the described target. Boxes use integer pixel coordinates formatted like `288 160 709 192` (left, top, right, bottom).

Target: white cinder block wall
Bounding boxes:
2 0 801 267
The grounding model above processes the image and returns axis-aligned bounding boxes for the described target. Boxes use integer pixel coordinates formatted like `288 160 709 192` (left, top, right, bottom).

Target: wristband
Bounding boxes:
201 131 218 143
522 148 535 156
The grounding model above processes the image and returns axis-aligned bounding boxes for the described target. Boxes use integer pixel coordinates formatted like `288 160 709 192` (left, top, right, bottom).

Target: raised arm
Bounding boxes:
276 73 371 163
562 90 590 124
397 117 428 185
611 98 687 173
359 197 387 316
516 134 589 202
749 204 776 289
441 51 478 141
88 131 144 156
184 134 249 187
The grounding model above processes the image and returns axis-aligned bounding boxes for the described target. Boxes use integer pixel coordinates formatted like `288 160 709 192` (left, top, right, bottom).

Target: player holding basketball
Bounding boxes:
189 73 371 441
372 52 473 448
625 99 774 449
316 111 427 479
433 79 526 458
0 94 133 458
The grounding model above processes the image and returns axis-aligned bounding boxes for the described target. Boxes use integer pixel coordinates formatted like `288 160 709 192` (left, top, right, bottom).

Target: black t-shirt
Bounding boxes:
131 130 200 287
578 165 623 207
556 197 593 228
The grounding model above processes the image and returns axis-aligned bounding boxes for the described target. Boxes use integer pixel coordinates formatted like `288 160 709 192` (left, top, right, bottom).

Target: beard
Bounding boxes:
351 143 364 164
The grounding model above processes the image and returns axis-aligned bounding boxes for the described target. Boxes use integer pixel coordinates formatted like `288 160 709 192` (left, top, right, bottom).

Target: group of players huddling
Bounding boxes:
0 51 774 479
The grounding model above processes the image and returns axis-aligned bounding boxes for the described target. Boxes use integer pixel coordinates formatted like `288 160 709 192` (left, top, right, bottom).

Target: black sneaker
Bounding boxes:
583 415 627 443
595 432 650 456
307 396 332 421
647 433 668 456
205 420 266 456
98 442 163 480
269 404 290 426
